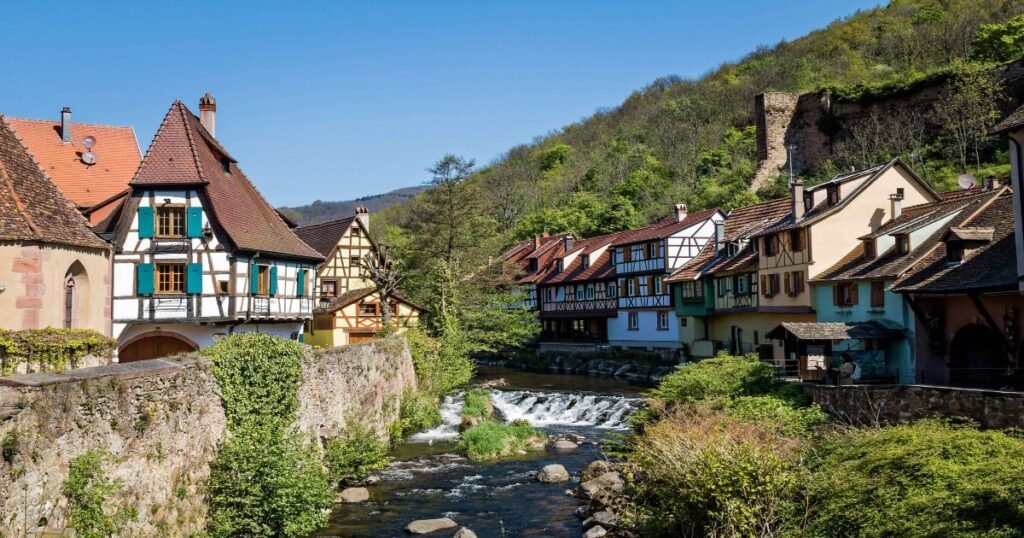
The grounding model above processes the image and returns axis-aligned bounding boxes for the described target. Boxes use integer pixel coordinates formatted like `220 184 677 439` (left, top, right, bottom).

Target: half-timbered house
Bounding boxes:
498 232 573 310
108 96 324 361
295 209 422 347
607 204 724 352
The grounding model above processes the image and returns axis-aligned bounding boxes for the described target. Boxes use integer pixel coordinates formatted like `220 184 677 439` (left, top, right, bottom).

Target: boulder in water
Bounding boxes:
578 471 625 507
536 464 570 483
549 439 578 451
584 524 608 537
405 518 458 534
580 460 612 482
583 510 618 529
337 487 369 503
453 528 478 538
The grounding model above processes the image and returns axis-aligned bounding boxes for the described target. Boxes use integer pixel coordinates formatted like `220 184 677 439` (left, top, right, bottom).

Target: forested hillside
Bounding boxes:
378 0 1024 314
279 186 426 225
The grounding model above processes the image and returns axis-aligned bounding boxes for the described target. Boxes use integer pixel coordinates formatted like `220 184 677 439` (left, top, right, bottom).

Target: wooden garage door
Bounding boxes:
348 333 375 345
119 336 196 363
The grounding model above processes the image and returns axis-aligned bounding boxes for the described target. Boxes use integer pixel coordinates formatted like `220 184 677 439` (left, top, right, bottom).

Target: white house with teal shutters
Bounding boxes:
107 97 324 361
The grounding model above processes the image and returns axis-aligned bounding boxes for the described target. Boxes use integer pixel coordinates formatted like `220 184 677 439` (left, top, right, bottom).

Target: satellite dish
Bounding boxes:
81 136 96 150
958 174 976 190
81 152 97 165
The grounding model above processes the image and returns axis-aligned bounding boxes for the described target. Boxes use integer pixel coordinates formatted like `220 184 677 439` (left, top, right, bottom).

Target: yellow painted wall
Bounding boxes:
317 222 374 296
304 298 420 348
0 242 111 335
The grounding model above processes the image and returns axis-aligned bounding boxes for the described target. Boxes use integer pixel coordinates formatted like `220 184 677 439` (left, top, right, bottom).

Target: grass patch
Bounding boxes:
460 420 546 462
396 390 442 439
461 388 493 420
324 424 390 485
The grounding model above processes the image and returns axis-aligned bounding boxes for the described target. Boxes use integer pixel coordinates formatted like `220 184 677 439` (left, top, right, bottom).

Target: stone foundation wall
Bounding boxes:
804 383 1024 429
0 337 416 536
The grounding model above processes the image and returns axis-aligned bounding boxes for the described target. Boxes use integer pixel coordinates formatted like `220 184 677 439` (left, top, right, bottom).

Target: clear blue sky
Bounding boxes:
1 0 881 207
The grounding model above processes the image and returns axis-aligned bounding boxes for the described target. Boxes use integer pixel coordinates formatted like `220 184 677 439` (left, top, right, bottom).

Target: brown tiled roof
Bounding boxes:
129 101 323 261
295 217 355 257
992 104 1024 135
816 190 1000 283
893 190 1016 293
5 117 141 209
945 227 994 242
0 116 108 250
611 208 721 246
766 320 904 341
317 286 423 314
937 186 986 202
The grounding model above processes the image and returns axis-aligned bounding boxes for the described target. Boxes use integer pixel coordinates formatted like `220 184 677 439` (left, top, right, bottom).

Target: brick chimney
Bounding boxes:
60 107 72 143
199 92 217 137
674 203 688 222
355 206 369 232
791 179 805 220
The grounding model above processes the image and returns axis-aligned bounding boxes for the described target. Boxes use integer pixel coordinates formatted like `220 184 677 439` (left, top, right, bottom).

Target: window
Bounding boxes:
581 255 590 269
528 259 539 272
221 157 231 174
585 284 595 300
156 206 186 238
631 244 644 261
350 255 362 269
256 265 270 296
657 311 669 330
895 234 910 255
863 239 877 259
218 279 229 294
654 276 664 296
556 259 564 272
321 279 337 297
870 281 885 308
763 235 776 256
761 273 781 297
359 302 378 316
717 278 728 298
947 242 964 263
834 283 858 307
64 276 76 329
680 281 703 300
627 279 635 297
784 270 805 296
606 281 617 298
726 243 738 257
735 274 749 296
351 226 362 237
157 263 185 294
628 312 639 330
647 242 661 259
790 229 803 252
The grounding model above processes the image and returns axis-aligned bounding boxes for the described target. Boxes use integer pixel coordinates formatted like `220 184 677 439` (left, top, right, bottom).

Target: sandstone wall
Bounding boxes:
0 337 416 536
804 383 1024 429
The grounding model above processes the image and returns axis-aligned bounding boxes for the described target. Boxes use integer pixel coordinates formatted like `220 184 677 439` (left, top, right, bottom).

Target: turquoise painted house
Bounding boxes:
808 189 994 383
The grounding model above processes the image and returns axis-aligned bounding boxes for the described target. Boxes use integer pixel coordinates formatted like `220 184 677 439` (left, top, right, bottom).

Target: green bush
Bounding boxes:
623 408 804 537
460 420 545 462
802 420 1024 537
405 327 474 397
0 328 114 375
203 332 304 431
397 389 442 438
324 424 390 485
207 427 333 538
63 450 134 538
650 353 774 405
724 395 829 436
461 388 493 420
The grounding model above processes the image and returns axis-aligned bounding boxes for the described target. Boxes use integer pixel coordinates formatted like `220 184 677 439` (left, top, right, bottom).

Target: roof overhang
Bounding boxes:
766 320 905 341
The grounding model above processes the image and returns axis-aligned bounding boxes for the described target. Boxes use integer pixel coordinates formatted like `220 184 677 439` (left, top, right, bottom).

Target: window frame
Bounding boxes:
863 239 877 259
627 311 639 331
790 229 803 252
359 302 379 317
321 279 338 298
155 205 187 239
256 265 270 297
657 311 669 331
156 262 186 295
895 234 910 255
870 281 885 308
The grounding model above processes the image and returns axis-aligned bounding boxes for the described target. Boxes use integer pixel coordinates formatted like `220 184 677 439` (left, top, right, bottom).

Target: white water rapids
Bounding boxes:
408 389 642 443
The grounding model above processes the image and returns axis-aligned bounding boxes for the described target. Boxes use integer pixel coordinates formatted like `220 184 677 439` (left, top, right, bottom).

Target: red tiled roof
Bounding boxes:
295 217 356 258
6 117 140 209
0 116 108 250
130 101 323 261
611 208 721 246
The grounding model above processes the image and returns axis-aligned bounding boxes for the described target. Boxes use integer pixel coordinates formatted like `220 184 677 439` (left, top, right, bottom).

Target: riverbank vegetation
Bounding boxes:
324 424 390 485
461 419 546 462
619 353 1024 537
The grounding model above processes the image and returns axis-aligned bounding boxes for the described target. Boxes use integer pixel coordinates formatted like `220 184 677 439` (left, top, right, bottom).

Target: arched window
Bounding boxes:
64 275 76 328
64 261 90 329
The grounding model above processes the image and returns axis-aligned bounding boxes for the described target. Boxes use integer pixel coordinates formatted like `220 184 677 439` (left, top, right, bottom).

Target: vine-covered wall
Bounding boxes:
0 328 114 376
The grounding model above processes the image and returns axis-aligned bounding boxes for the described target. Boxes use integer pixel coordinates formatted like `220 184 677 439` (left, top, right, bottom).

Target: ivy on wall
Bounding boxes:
0 328 114 376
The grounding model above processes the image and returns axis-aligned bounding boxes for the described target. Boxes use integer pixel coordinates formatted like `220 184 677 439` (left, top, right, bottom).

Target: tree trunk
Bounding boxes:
380 291 392 329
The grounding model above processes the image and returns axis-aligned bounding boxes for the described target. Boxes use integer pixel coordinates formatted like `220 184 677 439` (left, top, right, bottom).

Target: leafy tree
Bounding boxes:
934 66 1006 172
973 13 1024 63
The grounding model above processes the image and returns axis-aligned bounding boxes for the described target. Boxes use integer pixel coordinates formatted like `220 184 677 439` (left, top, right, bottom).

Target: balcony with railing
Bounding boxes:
618 294 671 309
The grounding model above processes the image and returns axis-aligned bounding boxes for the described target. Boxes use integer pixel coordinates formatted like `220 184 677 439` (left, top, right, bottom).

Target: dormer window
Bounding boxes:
726 243 738 257
863 239 877 259
221 157 231 174
895 234 910 255
528 259 539 273
556 259 564 272
826 185 840 206
581 255 590 269
946 243 964 264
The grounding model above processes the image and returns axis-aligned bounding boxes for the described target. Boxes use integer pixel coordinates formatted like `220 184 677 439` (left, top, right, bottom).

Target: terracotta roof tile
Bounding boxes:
610 208 721 246
0 116 108 250
295 217 355 257
992 104 1024 135
5 117 140 209
130 101 322 261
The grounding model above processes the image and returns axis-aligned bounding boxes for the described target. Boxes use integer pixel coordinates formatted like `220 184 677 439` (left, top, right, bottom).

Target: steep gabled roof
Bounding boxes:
294 217 356 258
0 116 108 250
316 286 423 314
5 117 141 209
129 101 322 261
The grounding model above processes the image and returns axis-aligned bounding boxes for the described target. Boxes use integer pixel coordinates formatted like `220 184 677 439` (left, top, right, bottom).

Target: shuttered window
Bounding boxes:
269 266 279 296
250 265 260 295
137 263 154 295
870 281 885 308
187 207 203 238
138 207 154 239
297 269 307 297
187 263 203 294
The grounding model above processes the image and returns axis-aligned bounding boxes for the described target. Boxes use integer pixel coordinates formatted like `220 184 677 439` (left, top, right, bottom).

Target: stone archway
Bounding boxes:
118 331 199 363
948 323 1004 389
63 261 90 329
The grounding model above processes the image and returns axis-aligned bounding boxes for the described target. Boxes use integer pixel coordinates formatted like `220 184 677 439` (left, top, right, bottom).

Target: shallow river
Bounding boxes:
312 367 646 537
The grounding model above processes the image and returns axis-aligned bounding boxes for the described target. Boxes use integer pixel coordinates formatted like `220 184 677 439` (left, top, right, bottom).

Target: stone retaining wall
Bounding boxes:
0 337 416 536
804 383 1024 429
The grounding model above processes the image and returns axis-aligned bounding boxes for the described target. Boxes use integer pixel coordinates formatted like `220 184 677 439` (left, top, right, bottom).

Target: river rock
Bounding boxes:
580 460 612 482
406 518 458 534
584 525 608 538
578 471 625 506
453 528 478 538
550 439 578 451
337 487 369 503
537 464 570 483
583 510 618 529
575 505 591 519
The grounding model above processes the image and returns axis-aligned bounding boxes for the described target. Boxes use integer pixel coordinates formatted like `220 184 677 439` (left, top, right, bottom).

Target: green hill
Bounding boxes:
279 186 426 226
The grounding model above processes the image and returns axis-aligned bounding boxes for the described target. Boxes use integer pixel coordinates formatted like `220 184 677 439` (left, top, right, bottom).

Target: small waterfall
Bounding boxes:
408 394 464 442
489 390 641 429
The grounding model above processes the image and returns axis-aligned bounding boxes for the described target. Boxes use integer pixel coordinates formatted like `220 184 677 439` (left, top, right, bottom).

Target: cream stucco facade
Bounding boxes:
305 297 420 348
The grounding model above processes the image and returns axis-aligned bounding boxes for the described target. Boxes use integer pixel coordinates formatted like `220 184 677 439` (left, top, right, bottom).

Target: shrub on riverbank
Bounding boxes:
461 419 545 461
324 424 390 485
461 388 493 419
801 420 1024 536
650 352 774 404
397 389 443 438
406 327 474 397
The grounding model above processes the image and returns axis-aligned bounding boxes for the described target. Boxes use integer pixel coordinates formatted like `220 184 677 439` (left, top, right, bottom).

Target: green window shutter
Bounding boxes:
187 263 203 294
296 269 306 297
269 266 279 296
186 207 203 238
137 263 154 295
138 207 154 238
250 264 260 295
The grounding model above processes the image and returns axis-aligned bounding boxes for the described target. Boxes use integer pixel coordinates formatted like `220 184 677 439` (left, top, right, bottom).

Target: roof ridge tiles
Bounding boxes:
4 116 137 130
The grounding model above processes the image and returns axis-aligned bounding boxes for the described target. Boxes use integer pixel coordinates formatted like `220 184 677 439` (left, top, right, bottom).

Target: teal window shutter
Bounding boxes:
138 207 154 238
187 263 203 294
269 266 279 296
186 207 203 238
137 263 154 295
296 269 306 297
250 264 260 295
